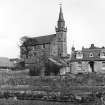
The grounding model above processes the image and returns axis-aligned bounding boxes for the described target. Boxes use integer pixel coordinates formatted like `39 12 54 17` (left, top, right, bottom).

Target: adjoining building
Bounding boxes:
70 44 105 74
20 5 70 75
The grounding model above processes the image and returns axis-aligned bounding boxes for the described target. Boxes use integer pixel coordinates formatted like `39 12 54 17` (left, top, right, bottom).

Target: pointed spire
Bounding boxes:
58 4 64 21
55 3 67 32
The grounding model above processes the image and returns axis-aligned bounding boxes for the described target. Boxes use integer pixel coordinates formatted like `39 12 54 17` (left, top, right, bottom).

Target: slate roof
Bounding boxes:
71 44 105 62
22 34 56 46
48 57 68 67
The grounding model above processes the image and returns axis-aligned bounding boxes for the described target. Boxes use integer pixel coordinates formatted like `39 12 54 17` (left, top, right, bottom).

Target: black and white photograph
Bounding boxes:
0 0 105 105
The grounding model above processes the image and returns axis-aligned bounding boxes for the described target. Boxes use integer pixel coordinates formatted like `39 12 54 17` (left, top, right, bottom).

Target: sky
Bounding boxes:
0 0 105 58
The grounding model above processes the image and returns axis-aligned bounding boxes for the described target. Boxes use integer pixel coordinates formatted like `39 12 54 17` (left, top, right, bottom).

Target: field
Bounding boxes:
0 70 104 104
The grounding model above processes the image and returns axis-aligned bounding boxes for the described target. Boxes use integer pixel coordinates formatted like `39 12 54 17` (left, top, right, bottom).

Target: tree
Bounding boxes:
20 36 31 58
29 50 48 76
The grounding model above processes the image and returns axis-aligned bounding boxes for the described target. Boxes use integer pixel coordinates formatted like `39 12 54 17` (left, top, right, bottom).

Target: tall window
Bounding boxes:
43 44 45 48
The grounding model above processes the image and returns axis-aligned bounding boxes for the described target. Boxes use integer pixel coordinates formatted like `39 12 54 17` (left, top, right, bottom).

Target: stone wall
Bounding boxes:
71 61 91 74
20 43 51 59
71 61 105 74
50 37 58 56
56 31 67 57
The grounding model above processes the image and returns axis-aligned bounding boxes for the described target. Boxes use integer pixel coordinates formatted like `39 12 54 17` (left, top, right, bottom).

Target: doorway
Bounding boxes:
89 61 94 72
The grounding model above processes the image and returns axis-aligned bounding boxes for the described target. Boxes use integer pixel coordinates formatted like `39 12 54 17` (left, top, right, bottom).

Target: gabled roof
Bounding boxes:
71 44 105 61
22 34 56 46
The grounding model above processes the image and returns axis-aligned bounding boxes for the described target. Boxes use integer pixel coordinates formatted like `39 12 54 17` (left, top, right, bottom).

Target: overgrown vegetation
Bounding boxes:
0 71 105 104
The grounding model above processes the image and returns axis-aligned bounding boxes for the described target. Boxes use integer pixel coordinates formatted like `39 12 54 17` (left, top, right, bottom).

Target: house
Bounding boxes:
70 44 105 74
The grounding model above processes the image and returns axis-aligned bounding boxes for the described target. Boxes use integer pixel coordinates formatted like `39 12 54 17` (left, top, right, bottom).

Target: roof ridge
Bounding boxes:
31 34 56 39
23 34 56 46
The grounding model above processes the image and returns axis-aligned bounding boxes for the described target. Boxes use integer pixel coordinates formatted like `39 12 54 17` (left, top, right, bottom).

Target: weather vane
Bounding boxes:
59 0 63 6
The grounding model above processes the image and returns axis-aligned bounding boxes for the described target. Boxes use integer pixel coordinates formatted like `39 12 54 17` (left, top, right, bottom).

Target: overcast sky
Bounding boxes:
0 0 105 58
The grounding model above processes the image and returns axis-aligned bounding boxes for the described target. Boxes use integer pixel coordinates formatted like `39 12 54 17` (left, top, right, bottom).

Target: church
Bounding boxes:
20 5 70 75
20 5 67 59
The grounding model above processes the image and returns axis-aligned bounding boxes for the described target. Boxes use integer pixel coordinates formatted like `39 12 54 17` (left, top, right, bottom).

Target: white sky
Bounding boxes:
0 0 105 58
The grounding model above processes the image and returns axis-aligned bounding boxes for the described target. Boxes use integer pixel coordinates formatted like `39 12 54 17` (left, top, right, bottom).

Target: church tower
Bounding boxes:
56 4 67 57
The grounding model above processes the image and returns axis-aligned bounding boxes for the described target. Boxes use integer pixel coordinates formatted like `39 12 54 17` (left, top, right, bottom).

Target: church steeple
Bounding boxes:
56 4 67 32
55 4 67 57
58 4 64 22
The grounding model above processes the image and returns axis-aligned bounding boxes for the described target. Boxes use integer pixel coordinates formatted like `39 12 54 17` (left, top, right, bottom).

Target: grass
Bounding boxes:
0 72 104 94
0 71 104 104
